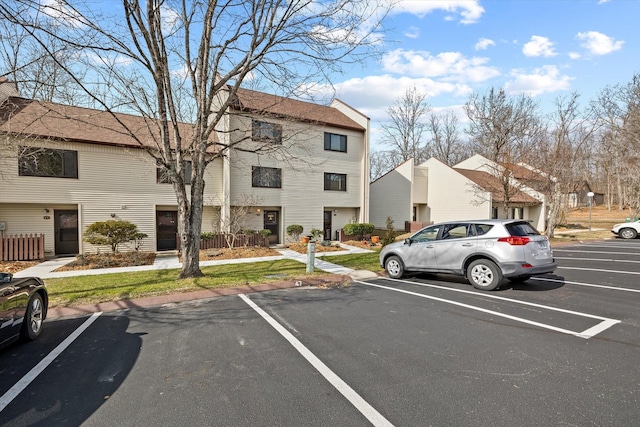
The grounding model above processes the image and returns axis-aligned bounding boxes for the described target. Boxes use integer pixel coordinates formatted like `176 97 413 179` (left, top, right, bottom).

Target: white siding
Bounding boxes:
370 161 413 228
225 114 366 242
422 158 491 223
0 140 223 253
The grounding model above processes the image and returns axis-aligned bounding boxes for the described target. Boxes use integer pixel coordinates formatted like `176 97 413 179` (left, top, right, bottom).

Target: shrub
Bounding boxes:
83 220 145 253
343 223 375 240
201 232 218 240
259 229 271 238
286 224 303 241
310 228 323 241
382 216 397 246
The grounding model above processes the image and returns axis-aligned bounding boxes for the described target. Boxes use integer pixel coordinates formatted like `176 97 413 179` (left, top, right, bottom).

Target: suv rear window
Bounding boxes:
506 221 540 236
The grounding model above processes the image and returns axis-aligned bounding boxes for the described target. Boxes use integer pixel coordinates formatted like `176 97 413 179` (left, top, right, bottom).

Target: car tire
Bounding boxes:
509 275 531 283
619 228 638 239
467 259 502 291
20 293 44 341
385 255 405 279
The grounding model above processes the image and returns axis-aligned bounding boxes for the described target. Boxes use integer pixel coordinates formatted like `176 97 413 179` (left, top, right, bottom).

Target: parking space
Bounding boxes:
1 239 639 426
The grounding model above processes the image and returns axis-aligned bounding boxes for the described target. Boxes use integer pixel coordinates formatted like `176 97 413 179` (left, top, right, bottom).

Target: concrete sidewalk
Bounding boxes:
13 243 379 281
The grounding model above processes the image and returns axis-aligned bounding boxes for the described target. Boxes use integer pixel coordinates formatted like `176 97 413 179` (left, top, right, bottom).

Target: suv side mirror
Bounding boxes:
404 238 412 246
1 272 13 283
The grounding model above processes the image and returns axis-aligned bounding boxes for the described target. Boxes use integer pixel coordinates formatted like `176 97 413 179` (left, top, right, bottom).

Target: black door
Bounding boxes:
54 210 79 255
263 211 279 245
324 211 332 240
157 211 178 251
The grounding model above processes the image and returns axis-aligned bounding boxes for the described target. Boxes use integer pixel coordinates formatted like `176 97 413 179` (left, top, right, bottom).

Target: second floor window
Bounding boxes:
252 120 282 144
18 146 78 178
324 172 346 191
324 132 347 152
252 166 282 188
157 160 192 184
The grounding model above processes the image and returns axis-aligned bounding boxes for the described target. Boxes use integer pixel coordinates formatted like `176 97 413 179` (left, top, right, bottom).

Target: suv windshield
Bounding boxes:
505 221 540 236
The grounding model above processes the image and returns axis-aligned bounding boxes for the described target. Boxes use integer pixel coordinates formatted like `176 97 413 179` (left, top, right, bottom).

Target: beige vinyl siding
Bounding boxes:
422 158 490 223
0 139 223 253
226 114 365 240
370 161 414 228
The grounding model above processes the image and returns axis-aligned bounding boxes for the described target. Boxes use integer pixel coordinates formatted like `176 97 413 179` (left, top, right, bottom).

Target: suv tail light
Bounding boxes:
497 236 531 246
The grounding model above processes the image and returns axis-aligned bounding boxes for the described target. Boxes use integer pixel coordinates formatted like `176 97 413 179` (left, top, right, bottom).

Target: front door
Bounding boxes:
157 211 178 251
323 211 332 240
54 210 79 255
263 211 279 245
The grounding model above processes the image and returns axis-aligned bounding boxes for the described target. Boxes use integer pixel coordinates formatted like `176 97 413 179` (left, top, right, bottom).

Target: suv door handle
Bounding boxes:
461 243 473 247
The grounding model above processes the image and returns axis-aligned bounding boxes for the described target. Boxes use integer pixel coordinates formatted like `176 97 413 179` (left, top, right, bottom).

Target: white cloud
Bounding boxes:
404 26 420 39
568 52 581 60
381 49 500 83
331 75 473 121
475 38 495 51
40 0 88 28
576 31 624 55
160 5 181 32
394 0 485 24
504 65 573 96
522 36 557 57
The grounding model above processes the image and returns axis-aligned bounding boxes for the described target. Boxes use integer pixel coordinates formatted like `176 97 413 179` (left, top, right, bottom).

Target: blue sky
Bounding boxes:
330 0 639 148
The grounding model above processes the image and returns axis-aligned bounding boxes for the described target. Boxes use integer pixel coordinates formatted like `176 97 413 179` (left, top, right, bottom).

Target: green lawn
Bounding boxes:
321 249 383 273
45 259 329 307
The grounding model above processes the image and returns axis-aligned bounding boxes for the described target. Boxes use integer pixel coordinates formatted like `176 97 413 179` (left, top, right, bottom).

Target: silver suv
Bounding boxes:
380 219 557 291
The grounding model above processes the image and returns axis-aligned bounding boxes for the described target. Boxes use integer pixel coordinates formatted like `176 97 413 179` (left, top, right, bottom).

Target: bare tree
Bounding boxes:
428 110 471 166
533 92 598 237
464 88 545 217
369 148 402 181
380 86 431 164
0 0 389 278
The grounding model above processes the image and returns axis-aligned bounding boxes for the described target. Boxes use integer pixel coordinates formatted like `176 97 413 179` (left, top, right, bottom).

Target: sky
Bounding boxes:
330 0 640 149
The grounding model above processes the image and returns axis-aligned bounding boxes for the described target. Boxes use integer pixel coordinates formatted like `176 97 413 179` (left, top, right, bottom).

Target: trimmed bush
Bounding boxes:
343 223 375 240
83 220 146 253
286 224 303 241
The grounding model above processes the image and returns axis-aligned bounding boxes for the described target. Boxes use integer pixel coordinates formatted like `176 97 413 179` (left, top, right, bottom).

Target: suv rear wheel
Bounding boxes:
467 259 502 291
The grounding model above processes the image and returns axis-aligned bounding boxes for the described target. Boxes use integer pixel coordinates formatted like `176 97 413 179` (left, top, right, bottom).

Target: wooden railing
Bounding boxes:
176 233 270 250
0 234 45 261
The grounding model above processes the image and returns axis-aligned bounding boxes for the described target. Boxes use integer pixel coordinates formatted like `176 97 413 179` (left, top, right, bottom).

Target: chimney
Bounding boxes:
0 77 20 104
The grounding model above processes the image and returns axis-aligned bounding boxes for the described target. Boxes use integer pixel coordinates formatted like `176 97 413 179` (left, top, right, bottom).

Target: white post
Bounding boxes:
306 241 315 273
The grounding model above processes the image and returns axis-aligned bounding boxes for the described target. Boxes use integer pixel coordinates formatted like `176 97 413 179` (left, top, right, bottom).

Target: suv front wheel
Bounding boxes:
467 259 502 291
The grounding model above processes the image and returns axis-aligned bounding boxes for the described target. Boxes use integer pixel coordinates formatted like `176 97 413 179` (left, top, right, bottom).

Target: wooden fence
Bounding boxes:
176 233 270 250
0 234 45 261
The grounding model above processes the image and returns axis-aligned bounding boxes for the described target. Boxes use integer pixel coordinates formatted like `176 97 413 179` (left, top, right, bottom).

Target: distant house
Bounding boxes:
370 154 548 232
566 181 604 208
0 82 369 256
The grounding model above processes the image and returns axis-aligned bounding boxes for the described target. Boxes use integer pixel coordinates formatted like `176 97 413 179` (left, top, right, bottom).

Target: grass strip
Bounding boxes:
44 259 327 307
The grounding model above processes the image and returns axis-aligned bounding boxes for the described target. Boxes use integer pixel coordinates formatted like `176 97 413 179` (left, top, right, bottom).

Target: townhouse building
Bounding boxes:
0 81 369 256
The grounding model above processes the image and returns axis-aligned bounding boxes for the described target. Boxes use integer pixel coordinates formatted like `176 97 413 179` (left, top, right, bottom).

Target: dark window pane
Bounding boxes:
252 166 282 188
324 132 347 152
18 146 78 178
324 173 346 191
252 120 282 144
157 160 192 184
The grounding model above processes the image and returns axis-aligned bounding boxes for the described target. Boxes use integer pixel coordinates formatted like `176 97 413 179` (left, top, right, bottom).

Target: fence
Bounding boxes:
0 233 45 261
176 233 270 250
404 221 432 232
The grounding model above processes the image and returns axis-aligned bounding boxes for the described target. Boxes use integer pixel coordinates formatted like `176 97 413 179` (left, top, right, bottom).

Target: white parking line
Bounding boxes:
559 266 640 275
532 277 640 293
554 249 640 256
239 294 393 427
0 312 102 413
555 256 640 264
355 279 620 340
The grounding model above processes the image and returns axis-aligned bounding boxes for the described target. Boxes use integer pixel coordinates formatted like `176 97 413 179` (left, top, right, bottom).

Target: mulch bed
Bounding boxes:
55 252 156 271
0 261 41 274
198 247 281 260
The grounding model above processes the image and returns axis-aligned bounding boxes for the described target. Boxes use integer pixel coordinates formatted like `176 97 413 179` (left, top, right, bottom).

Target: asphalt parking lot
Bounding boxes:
2 239 639 426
